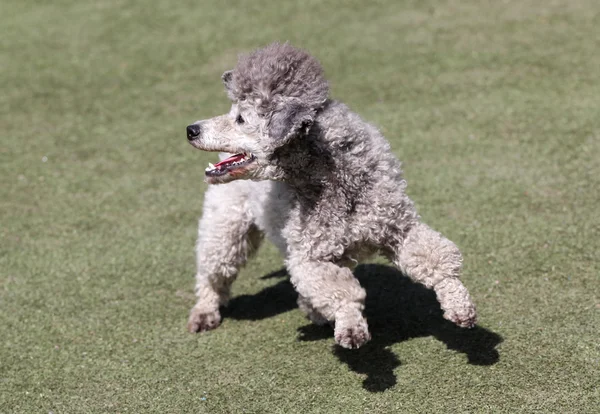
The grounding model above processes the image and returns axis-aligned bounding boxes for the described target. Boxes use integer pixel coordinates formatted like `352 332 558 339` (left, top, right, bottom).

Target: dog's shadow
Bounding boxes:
225 264 503 392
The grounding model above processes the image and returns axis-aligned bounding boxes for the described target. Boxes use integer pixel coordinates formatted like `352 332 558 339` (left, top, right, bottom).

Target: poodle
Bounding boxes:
185 43 476 349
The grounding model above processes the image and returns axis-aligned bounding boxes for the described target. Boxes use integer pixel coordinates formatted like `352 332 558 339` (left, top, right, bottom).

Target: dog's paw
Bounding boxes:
334 320 371 349
434 278 477 328
187 307 222 333
444 305 477 328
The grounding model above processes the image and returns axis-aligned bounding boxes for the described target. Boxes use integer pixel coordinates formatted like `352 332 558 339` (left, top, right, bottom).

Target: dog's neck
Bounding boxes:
269 122 338 202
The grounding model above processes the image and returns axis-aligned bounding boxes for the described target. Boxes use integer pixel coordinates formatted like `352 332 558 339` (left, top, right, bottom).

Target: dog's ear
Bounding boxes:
268 99 314 143
222 70 234 91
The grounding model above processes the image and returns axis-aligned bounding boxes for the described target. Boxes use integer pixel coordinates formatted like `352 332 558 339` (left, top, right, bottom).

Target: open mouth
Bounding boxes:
205 152 256 177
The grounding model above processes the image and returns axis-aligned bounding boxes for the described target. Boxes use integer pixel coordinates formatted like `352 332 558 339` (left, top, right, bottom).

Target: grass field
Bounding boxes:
1 0 599 412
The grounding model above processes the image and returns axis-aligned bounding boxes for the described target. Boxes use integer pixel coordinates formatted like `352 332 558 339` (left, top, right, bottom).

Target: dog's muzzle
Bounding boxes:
186 124 202 141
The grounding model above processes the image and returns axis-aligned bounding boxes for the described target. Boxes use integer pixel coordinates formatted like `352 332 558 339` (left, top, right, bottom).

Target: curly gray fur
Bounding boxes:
186 43 476 348
225 42 329 114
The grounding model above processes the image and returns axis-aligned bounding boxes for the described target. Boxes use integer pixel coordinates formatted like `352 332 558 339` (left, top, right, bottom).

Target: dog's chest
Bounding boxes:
247 180 293 252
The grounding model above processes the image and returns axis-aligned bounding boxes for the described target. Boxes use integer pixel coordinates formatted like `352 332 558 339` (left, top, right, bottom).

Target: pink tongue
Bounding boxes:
215 153 244 167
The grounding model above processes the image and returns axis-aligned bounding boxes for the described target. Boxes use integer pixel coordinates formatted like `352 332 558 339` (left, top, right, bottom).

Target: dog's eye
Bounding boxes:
236 114 245 124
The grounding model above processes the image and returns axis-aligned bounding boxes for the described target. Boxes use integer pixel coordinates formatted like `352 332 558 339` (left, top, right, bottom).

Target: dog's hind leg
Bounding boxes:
287 259 370 349
390 222 477 328
187 184 263 333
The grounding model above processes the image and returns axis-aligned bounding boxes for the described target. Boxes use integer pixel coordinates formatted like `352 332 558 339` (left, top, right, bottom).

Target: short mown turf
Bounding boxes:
1 1 599 412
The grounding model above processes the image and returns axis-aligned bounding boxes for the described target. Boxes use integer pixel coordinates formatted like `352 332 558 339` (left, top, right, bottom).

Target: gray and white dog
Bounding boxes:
186 43 476 349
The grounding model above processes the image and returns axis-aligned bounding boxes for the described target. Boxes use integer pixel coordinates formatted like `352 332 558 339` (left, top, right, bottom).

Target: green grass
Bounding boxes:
1 0 599 412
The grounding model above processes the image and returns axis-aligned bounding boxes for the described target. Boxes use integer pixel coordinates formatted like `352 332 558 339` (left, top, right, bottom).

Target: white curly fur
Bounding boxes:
186 43 476 348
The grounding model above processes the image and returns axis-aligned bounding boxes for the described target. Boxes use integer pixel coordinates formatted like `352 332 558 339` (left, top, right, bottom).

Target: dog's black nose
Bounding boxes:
187 124 201 140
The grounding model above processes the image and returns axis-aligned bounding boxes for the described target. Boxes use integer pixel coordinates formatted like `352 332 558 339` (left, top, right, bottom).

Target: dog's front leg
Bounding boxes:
187 186 263 333
287 258 370 349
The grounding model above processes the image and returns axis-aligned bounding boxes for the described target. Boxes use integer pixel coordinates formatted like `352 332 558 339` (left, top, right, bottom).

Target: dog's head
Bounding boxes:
187 42 329 184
